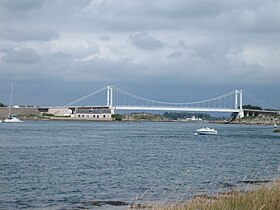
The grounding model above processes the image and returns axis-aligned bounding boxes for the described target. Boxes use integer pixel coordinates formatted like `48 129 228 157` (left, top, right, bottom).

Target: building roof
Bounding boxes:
75 107 111 114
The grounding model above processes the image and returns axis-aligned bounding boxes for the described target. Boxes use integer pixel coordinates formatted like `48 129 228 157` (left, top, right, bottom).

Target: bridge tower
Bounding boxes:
237 90 244 118
235 90 238 109
107 86 115 114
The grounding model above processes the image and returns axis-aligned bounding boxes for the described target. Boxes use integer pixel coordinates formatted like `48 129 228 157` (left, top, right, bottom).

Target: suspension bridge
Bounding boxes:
64 86 279 119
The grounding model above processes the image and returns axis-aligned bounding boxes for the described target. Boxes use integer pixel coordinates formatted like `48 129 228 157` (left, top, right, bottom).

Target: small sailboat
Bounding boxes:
3 84 23 123
3 116 23 123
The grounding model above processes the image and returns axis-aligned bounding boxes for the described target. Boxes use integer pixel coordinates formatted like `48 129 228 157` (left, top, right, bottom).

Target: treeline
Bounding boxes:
163 112 211 120
242 104 278 111
242 104 262 110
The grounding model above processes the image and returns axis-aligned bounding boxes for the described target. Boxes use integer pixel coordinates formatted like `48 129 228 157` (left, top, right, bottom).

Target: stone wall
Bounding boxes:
0 107 40 119
48 108 71 116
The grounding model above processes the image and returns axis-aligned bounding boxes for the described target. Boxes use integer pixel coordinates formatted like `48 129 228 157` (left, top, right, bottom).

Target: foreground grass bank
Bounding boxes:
130 181 280 210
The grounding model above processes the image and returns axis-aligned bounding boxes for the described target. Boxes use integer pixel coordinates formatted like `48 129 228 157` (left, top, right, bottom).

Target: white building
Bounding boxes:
72 106 113 119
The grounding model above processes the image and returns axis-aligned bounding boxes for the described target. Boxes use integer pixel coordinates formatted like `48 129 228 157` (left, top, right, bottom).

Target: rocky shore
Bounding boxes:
230 114 280 125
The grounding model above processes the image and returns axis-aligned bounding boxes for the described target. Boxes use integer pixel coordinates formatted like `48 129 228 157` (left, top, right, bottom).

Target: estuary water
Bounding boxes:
0 121 280 209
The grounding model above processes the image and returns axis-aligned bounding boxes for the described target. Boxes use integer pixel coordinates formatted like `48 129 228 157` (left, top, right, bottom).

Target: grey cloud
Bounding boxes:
167 51 182 59
244 3 280 33
2 48 41 64
206 1 280 34
129 33 164 51
177 40 188 49
99 35 110 41
0 0 279 107
0 0 91 35
70 58 144 82
41 1 92 20
80 0 266 32
0 26 59 41
144 1 225 19
0 0 44 11
3 51 145 83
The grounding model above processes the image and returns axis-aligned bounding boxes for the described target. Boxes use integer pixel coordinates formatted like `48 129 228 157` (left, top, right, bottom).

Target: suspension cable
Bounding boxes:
113 86 236 107
65 86 107 106
243 91 276 110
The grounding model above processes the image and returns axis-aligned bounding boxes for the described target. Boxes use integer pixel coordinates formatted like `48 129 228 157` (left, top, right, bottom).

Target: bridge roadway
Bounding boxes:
243 109 280 115
114 106 240 113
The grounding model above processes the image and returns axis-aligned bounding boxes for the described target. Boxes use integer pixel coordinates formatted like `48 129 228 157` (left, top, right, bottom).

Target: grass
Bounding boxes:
129 180 280 210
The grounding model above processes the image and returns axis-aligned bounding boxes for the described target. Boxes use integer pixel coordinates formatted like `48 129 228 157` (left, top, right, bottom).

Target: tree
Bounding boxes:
112 114 122 121
242 104 262 110
0 102 6 107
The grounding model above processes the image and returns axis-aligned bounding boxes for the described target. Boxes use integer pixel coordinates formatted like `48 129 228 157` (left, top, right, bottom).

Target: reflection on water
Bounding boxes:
0 121 279 209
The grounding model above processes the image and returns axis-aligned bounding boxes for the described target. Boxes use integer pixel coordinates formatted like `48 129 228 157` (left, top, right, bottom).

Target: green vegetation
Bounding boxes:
130 182 280 210
123 112 167 121
114 112 228 121
273 129 280 133
163 112 211 120
242 104 262 110
0 102 6 107
112 114 123 121
41 113 70 118
42 113 55 117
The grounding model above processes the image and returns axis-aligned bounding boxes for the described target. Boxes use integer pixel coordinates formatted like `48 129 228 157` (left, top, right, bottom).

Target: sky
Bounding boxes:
0 0 279 108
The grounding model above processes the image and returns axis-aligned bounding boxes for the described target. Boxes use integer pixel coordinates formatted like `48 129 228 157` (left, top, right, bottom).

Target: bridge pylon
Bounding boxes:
237 90 244 118
107 86 115 114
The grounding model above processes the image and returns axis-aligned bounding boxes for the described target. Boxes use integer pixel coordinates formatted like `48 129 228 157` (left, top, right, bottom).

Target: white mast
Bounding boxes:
8 83 14 117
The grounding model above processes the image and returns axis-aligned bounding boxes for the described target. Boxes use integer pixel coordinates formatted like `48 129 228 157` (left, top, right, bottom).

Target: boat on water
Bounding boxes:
3 84 23 123
3 116 23 123
195 127 218 135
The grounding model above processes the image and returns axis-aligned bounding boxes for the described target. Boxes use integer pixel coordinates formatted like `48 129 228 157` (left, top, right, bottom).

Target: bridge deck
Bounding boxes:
114 106 240 113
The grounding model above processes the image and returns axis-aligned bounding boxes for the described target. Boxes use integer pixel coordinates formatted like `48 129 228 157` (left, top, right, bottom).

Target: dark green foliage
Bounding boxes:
112 114 122 121
0 102 6 107
42 113 55 117
163 112 211 120
242 104 262 110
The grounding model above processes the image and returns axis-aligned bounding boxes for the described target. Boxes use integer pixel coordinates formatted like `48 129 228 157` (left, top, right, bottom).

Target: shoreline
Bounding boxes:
2 116 279 126
129 179 280 210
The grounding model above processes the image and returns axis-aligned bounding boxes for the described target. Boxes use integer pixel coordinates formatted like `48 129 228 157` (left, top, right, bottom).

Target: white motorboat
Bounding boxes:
195 127 218 135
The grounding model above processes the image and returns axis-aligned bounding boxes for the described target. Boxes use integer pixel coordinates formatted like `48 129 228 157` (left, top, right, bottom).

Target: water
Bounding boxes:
0 121 280 209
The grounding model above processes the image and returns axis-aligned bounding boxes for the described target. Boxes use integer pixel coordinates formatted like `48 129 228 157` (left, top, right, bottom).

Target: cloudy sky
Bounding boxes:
0 0 279 108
